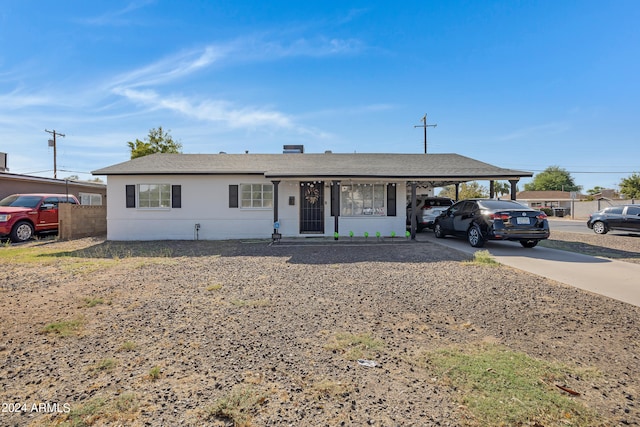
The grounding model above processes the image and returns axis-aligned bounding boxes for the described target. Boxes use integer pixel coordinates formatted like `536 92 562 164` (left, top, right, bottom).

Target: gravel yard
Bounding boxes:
0 231 639 426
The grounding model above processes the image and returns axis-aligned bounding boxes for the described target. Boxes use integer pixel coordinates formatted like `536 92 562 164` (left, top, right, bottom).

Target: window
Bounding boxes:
138 184 171 208
240 184 273 208
340 183 385 216
79 192 103 206
626 206 640 216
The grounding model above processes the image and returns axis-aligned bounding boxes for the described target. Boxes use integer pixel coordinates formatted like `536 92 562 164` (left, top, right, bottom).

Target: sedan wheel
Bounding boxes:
592 221 608 234
520 240 539 248
467 225 485 248
434 223 445 238
11 221 34 243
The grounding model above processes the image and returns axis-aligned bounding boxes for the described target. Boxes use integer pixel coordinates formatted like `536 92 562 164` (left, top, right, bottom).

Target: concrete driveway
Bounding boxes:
415 232 640 308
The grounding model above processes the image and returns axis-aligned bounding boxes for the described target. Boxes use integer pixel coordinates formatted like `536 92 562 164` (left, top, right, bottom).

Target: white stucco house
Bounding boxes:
92 150 532 241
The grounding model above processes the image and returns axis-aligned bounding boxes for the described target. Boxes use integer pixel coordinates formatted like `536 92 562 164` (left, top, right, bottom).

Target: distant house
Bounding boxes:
0 172 106 205
92 150 533 241
513 190 587 216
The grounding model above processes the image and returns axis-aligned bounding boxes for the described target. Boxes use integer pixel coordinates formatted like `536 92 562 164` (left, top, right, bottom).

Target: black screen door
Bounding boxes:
300 182 324 233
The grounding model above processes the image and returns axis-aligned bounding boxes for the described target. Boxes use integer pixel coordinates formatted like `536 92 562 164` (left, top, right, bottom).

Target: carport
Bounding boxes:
406 172 530 240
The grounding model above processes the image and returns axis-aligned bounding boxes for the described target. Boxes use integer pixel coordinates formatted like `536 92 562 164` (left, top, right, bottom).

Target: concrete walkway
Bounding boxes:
415 233 640 308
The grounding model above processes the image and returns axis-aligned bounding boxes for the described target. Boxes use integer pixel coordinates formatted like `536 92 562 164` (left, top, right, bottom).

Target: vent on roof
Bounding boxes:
283 144 304 154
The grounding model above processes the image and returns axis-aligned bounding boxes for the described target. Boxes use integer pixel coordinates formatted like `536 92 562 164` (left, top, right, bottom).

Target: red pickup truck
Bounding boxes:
0 193 79 242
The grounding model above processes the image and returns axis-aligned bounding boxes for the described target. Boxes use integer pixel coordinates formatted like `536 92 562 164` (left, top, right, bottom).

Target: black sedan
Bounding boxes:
586 204 640 234
433 199 550 248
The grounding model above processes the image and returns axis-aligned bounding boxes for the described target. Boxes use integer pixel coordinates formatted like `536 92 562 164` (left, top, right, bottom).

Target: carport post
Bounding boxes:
509 180 518 200
410 182 417 240
271 180 280 240
489 180 495 198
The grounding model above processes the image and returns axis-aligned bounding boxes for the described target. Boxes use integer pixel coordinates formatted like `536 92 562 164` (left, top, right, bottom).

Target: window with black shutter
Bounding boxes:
386 183 396 216
171 185 181 208
229 185 239 208
126 185 136 208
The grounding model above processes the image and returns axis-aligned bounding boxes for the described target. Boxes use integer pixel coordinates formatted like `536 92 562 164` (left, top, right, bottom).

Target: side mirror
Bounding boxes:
40 203 55 210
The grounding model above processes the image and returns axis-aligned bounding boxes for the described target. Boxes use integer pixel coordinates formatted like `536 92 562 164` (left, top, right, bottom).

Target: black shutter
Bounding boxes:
126 185 136 208
171 185 182 208
229 185 239 208
330 182 340 216
386 184 397 216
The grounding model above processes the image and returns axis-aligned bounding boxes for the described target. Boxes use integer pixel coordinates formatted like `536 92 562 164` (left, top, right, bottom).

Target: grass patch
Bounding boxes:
118 340 136 352
325 332 385 361
206 283 223 291
206 385 268 426
311 379 351 400
230 298 270 307
83 297 108 308
51 393 139 426
88 358 117 374
148 366 162 381
41 317 84 337
463 250 499 266
424 343 605 426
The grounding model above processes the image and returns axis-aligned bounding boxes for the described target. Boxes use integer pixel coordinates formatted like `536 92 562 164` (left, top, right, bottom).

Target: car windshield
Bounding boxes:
0 195 42 208
477 200 529 210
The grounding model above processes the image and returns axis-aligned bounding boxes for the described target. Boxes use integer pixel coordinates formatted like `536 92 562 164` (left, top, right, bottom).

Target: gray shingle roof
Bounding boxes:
92 153 532 182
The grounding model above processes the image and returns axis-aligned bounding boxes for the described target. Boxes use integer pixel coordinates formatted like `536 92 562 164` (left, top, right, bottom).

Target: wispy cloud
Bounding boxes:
497 122 570 141
109 46 226 89
78 0 156 26
106 34 363 134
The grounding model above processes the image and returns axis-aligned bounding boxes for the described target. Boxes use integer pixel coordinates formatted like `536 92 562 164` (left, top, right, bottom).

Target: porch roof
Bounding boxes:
92 152 532 186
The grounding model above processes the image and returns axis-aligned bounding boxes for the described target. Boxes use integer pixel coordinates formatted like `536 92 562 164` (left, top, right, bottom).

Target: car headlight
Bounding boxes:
0 214 10 222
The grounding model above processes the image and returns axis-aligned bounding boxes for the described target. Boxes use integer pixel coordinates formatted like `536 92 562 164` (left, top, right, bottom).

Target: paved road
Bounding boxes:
416 232 640 308
547 218 592 234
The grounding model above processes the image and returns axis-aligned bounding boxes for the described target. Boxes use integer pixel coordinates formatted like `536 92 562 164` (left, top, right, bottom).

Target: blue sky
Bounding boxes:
1 0 638 192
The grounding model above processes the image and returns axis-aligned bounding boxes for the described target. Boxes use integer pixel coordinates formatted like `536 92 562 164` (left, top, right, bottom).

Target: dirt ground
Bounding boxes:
0 232 639 426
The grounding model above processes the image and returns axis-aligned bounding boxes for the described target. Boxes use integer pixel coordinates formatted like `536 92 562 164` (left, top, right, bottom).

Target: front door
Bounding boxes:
300 182 324 233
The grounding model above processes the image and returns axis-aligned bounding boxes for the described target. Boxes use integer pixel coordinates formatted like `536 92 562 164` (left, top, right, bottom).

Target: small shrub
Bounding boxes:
119 341 136 352
207 385 268 426
148 366 162 380
325 332 385 360
83 297 106 307
88 358 117 374
464 250 498 266
206 283 223 291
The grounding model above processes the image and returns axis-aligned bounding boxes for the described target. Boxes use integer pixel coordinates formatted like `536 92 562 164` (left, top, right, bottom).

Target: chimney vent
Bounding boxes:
283 144 304 154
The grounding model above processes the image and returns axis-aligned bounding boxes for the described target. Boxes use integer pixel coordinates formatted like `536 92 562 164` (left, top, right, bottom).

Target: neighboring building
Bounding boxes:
513 190 587 216
0 172 106 205
92 151 533 241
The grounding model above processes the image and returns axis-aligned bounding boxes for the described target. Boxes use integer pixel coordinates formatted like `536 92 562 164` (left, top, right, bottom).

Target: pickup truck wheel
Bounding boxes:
11 221 34 243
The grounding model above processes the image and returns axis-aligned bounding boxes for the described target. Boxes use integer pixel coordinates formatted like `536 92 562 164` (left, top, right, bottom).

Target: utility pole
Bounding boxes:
414 114 437 154
45 129 65 179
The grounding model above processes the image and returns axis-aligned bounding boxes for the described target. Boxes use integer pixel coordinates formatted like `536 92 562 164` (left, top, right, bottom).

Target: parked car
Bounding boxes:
406 197 454 231
433 198 550 248
586 204 640 234
0 193 79 243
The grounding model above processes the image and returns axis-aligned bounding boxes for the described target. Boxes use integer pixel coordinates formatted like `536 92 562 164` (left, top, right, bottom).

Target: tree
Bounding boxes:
619 173 640 199
127 127 182 159
493 181 511 196
438 181 488 200
523 166 581 192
